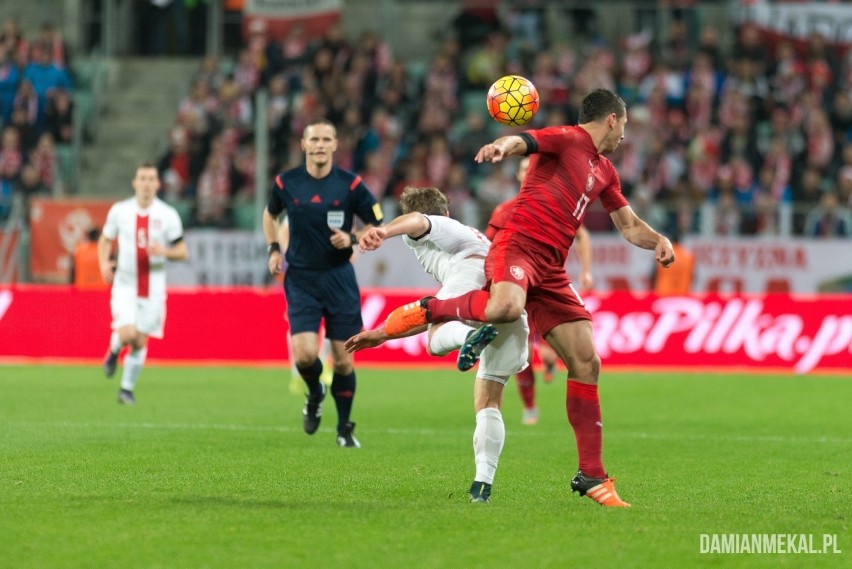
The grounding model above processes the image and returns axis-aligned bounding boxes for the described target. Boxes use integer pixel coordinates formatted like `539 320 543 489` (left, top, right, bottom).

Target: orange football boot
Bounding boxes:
384 297 433 336
570 470 631 507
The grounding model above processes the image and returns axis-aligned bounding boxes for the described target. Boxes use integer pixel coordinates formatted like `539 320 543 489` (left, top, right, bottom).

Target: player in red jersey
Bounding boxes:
485 156 594 425
386 89 676 507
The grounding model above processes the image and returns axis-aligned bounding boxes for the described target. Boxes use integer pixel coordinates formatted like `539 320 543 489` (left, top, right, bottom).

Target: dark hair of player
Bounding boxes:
578 88 626 123
399 186 450 216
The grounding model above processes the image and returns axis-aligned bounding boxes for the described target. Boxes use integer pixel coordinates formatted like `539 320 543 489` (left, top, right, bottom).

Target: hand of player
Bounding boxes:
99 261 115 285
329 227 351 250
344 328 388 352
148 241 167 257
267 251 283 275
474 143 506 164
656 237 675 268
358 227 387 251
580 271 594 291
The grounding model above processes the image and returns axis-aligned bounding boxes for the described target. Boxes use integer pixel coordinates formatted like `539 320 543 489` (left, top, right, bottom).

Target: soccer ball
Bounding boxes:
486 75 540 126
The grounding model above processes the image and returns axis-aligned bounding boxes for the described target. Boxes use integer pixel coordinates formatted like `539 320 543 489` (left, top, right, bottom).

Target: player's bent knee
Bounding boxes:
487 301 524 323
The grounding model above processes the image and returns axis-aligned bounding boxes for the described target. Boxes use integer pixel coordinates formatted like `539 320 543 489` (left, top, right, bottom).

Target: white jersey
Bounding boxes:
402 215 491 285
103 197 184 299
402 213 528 379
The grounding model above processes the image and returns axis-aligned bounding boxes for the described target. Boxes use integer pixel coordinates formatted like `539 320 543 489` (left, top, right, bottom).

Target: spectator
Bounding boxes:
792 166 829 234
11 161 49 221
72 227 108 290
0 125 23 183
22 43 72 126
44 88 74 145
12 79 39 130
35 21 70 70
143 0 189 56
0 17 28 65
157 126 199 201
804 191 852 237
28 132 57 189
8 107 38 155
0 47 20 124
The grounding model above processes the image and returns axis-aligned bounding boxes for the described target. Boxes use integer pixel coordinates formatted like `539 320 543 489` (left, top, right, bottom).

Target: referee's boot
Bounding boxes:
302 383 326 435
336 421 361 448
384 296 434 336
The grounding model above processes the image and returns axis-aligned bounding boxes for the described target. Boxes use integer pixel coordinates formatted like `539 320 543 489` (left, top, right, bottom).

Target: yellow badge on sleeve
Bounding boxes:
372 202 384 222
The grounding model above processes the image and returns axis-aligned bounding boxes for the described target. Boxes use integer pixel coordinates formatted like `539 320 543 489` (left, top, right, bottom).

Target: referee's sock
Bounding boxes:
332 371 356 430
297 359 324 397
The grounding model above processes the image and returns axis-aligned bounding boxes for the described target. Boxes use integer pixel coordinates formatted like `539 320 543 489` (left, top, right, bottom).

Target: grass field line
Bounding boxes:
7 419 851 445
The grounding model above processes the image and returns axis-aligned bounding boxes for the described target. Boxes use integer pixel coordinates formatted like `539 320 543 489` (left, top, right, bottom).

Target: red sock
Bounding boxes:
566 380 606 479
515 366 535 409
427 290 490 321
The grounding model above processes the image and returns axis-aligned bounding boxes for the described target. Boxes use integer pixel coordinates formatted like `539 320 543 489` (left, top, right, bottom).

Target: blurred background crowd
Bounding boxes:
2 1 852 240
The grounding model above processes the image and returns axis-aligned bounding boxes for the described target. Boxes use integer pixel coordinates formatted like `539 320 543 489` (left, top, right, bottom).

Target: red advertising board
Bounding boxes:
0 286 850 374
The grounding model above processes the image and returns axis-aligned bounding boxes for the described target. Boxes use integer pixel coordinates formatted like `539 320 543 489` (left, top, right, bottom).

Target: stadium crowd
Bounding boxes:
152 8 850 237
0 17 74 221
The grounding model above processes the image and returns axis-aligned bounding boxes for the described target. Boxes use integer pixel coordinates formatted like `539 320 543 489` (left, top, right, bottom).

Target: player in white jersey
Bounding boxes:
98 163 189 405
344 186 529 503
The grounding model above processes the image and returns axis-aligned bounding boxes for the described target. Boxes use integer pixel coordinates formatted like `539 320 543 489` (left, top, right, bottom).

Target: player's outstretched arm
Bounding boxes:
609 206 675 267
344 322 429 353
474 135 528 164
359 213 429 251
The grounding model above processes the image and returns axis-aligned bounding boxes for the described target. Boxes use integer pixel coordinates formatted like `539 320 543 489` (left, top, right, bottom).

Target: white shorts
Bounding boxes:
477 315 530 382
433 257 530 383
435 257 486 300
110 288 166 339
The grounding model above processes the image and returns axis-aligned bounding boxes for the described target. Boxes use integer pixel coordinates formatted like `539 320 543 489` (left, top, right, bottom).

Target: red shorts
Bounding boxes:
485 230 590 337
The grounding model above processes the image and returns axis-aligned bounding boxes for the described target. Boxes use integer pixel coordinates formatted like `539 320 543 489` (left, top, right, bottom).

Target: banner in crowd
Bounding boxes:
166 229 272 287
1 286 849 374
243 0 342 39
735 0 852 48
28 198 112 283
29 222 849 294
165 231 852 294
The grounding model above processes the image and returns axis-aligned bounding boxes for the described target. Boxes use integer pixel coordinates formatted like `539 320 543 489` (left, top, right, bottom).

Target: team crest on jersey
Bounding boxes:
585 173 594 193
510 265 525 281
152 219 161 229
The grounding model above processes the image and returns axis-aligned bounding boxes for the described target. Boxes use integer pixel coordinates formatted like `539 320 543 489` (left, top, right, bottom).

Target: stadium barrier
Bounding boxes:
1 286 850 374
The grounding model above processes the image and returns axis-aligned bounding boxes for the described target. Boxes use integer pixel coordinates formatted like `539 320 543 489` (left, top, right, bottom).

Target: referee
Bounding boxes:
263 119 383 448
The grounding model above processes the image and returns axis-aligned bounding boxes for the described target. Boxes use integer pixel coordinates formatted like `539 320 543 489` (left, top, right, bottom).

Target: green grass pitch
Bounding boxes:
1 364 850 568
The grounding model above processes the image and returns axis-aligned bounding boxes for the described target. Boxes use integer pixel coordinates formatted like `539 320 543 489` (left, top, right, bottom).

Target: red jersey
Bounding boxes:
503 125 628 260
484 196 516 240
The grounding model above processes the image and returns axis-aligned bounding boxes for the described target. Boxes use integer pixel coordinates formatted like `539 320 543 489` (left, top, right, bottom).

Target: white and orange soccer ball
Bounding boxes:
486 75 540 126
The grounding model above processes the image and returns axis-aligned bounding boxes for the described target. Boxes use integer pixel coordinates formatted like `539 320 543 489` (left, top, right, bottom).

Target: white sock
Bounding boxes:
473 407 505 484
109 332 122 355
120 347 147 392
429 321 474 356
